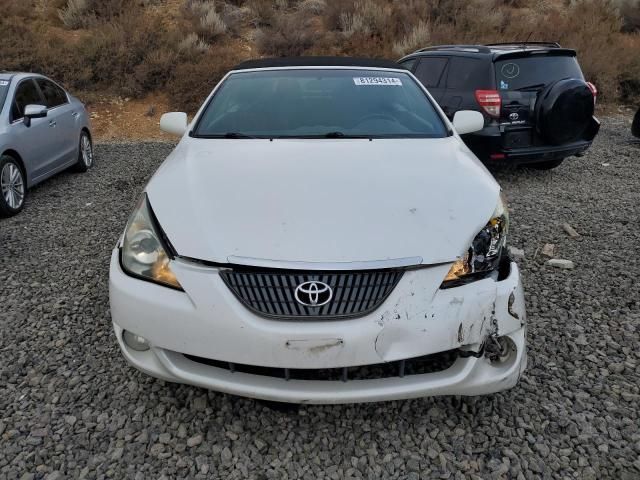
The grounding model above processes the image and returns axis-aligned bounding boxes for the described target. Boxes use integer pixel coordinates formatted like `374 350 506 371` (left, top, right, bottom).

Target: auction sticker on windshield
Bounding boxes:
353 77 403 86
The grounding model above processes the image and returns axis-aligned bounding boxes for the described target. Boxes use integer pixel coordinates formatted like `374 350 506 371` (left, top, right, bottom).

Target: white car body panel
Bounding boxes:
109 251 526 403
147 137 498 265
109 64 527 403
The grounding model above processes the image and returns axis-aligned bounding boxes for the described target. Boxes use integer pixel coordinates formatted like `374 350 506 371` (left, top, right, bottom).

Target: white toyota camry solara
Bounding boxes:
109 57 527 404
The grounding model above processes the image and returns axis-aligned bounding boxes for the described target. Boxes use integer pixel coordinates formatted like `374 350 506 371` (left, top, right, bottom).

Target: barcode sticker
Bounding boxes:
353 77 403 86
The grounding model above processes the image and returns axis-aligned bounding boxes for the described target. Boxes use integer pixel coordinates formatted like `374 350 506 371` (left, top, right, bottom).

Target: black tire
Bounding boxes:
73 131 94 173
632 107 640 138
536 78 594 145
526 158 565 170
0 155 27 217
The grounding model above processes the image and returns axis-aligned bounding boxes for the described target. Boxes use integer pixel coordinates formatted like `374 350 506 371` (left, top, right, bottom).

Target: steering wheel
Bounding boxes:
355 113 397 125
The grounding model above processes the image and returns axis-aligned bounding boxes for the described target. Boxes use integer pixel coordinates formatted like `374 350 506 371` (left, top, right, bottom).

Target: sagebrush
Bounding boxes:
2 0 639 111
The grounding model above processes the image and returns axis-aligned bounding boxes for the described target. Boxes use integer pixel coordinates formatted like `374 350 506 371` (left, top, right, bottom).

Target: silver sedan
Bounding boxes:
0 72 93 217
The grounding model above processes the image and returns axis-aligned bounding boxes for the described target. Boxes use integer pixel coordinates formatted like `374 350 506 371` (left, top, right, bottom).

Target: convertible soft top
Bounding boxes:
233 57 404 71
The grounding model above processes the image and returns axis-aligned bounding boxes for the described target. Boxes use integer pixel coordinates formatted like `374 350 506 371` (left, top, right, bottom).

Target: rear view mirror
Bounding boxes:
23 104 47 128
452 110 485 135
160 112 188 136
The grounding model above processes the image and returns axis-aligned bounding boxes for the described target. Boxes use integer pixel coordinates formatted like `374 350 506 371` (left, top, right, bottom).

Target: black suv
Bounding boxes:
399 42 600 169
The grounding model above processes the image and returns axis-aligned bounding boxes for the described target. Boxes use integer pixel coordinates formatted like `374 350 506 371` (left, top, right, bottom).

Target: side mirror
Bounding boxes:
452 110 485 135
23 104 47 128
160 112 188 136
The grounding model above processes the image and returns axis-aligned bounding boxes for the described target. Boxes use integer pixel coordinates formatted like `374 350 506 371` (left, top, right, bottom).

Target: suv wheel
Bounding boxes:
0 155 26 217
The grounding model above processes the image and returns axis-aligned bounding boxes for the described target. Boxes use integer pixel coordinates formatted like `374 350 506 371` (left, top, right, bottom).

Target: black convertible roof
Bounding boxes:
233 57 403 71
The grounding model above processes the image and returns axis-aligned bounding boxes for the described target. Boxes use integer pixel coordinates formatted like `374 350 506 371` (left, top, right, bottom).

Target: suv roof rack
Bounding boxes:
484 41 561 49
416 45 492 54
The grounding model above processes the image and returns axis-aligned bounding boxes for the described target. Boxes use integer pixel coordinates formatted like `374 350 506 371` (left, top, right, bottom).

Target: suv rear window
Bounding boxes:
495 55 584 90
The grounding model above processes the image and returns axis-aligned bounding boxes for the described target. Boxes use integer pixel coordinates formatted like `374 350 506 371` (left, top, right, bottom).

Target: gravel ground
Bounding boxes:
1 117 639 480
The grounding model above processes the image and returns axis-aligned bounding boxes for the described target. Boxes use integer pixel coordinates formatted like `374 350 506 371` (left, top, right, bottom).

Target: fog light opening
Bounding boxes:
485 335 516 364
123 330 150 352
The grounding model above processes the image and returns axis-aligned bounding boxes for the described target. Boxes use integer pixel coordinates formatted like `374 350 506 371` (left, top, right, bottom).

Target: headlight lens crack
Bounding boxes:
443 193 509 286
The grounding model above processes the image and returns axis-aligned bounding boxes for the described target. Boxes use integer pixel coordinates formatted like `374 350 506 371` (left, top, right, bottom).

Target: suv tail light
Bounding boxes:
586 81 597 104
475 90 501 118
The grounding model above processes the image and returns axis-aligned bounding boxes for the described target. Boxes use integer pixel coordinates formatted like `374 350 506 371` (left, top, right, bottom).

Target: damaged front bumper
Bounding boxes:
109 251 527 404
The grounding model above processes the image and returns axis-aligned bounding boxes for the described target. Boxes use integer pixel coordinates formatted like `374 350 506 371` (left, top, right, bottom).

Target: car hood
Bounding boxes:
146 137 500 266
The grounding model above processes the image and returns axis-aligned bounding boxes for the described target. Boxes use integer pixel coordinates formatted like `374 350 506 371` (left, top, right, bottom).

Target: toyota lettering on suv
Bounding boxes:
399 42 600 169
109 57 527 404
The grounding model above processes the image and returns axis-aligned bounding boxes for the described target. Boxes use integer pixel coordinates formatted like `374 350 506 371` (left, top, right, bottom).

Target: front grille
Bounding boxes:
219 269 404 319
184 350 459 382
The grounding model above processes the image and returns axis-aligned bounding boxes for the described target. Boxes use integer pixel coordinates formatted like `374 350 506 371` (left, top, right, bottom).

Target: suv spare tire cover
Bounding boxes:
535 78 594 145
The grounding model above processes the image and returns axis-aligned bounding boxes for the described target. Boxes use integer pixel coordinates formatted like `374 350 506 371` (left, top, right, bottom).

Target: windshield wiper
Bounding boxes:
323 131 371 139
222 132 258 139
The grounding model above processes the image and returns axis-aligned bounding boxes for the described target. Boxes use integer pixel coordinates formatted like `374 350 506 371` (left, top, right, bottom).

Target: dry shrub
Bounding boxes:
66 13 177 96
353 0 389 35
188 0 227 39
178 33 210 54
339 12 369 37
392 21 430 56
58 0 138 29
327 0 390 36
298 0 327 15
2 0 640 109
219 3 251 35
58 0 90 29
324 0 355 31
86 0 130 19
254 11 321 56
133 49 179 93
37 0 68 20
167 46 242 112
201 8 227 38
618 0 640 31
247 0 276 26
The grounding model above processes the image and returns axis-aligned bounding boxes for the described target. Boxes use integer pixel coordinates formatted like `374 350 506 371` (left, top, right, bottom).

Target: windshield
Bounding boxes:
0 79 10 114
193 69 448 138
495 55 584 90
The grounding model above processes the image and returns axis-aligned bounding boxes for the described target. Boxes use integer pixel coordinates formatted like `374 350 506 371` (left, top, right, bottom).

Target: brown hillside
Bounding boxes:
3 0 640 139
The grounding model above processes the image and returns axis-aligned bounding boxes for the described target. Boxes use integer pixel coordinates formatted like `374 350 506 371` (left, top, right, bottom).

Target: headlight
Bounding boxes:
120 194 182 290
443 193 509 286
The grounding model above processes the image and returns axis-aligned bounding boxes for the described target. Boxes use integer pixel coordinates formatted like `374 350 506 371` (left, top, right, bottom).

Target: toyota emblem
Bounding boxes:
294 281 333 307
509 112 519 121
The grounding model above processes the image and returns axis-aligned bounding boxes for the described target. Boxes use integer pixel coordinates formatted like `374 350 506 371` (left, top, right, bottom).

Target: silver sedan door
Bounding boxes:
9 78 54 184
36 78 77 166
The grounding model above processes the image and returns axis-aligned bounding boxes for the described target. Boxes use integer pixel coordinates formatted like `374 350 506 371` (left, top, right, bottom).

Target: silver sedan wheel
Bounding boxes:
81 135 93 167
1 162 25 210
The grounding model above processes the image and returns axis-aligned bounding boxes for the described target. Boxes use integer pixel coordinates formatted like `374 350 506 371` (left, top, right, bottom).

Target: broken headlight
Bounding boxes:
443 194 508 287
120 193 182 290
